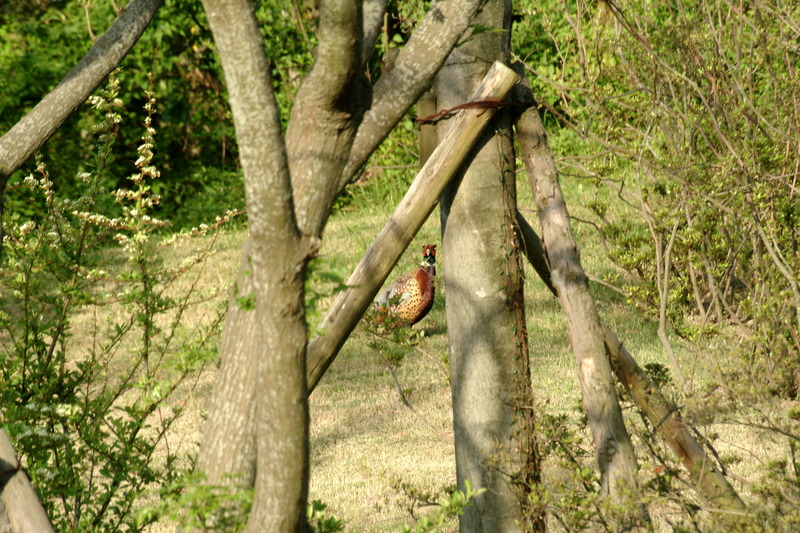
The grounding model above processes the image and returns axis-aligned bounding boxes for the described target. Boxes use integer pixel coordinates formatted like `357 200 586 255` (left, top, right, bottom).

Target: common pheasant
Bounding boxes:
375 244 436 326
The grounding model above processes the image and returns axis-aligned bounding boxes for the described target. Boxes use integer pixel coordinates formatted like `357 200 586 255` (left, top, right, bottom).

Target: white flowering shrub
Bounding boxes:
0 71 235 531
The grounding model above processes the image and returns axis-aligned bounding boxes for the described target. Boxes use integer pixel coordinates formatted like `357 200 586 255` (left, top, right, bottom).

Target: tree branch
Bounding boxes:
339 0 487 188
287 0 370 238
516 75 648 528
509 72 748 519
0 0 164 183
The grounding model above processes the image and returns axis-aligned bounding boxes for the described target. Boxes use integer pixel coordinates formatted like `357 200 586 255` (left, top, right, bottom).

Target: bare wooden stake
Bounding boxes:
516 81 650 530
0 430 55 533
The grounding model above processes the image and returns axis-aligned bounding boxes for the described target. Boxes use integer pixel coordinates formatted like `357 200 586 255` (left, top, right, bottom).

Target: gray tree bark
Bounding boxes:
0 430 55 533
436 1 542 530
340 0 486 188
199 0 315 529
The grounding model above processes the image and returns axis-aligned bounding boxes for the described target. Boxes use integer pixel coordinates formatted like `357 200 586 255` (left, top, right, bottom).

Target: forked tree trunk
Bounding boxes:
199 0 323 529
515 83 650 528
436 1 542 530
196 0 499 528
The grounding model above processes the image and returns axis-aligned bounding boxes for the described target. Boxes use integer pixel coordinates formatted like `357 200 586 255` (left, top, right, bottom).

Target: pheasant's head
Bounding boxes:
420 244 436 265
420 244 436 273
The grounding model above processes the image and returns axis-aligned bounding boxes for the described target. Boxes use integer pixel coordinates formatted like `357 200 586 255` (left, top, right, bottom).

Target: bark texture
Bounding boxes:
199 0 309 530
340 0 486 187
0 0 163 182
286 0 370 238
199 0 373 528
516 87 649 527
418 90 437 167
0 430 55 533
436 2 541 530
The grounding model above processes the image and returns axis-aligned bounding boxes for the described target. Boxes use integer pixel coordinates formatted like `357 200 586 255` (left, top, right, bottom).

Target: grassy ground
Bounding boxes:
301 180 681 531
49 162 794 531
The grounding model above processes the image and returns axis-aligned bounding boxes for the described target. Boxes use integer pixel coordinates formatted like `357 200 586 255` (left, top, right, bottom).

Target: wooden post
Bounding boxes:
0 430 55 533
516 82 649 528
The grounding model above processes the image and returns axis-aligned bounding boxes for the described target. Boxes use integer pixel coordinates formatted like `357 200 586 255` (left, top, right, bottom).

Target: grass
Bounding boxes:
16 151 796 531
306 201 456 531
142 174 684 530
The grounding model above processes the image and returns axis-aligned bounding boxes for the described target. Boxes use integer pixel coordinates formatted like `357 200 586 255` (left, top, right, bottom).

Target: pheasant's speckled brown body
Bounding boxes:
376 244 436 326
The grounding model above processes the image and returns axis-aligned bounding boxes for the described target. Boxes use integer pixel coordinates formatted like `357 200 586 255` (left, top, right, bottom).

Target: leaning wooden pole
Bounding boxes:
306 61 520 392
516 90 649 531
511 109 748 520
0 430 55 533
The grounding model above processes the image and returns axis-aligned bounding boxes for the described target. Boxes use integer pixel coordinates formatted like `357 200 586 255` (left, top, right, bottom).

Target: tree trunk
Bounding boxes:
199 0 310 530
198 0 381 528
515 84 650 528
0 430 55 533
436 2 542 530
418 90 437 167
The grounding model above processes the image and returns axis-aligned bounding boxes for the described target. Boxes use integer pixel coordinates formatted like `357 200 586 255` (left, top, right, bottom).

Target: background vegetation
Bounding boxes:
1 0 799 530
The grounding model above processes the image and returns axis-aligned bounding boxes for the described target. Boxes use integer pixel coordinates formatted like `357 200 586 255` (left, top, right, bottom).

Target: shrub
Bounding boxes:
0 70 232 531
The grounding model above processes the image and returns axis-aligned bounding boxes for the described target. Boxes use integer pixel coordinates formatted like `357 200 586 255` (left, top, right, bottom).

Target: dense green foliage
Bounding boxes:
0 0 301 228
516 0 800 396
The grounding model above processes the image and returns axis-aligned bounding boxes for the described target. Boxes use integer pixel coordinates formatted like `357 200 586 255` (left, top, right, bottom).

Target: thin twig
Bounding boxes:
383 360 453 445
